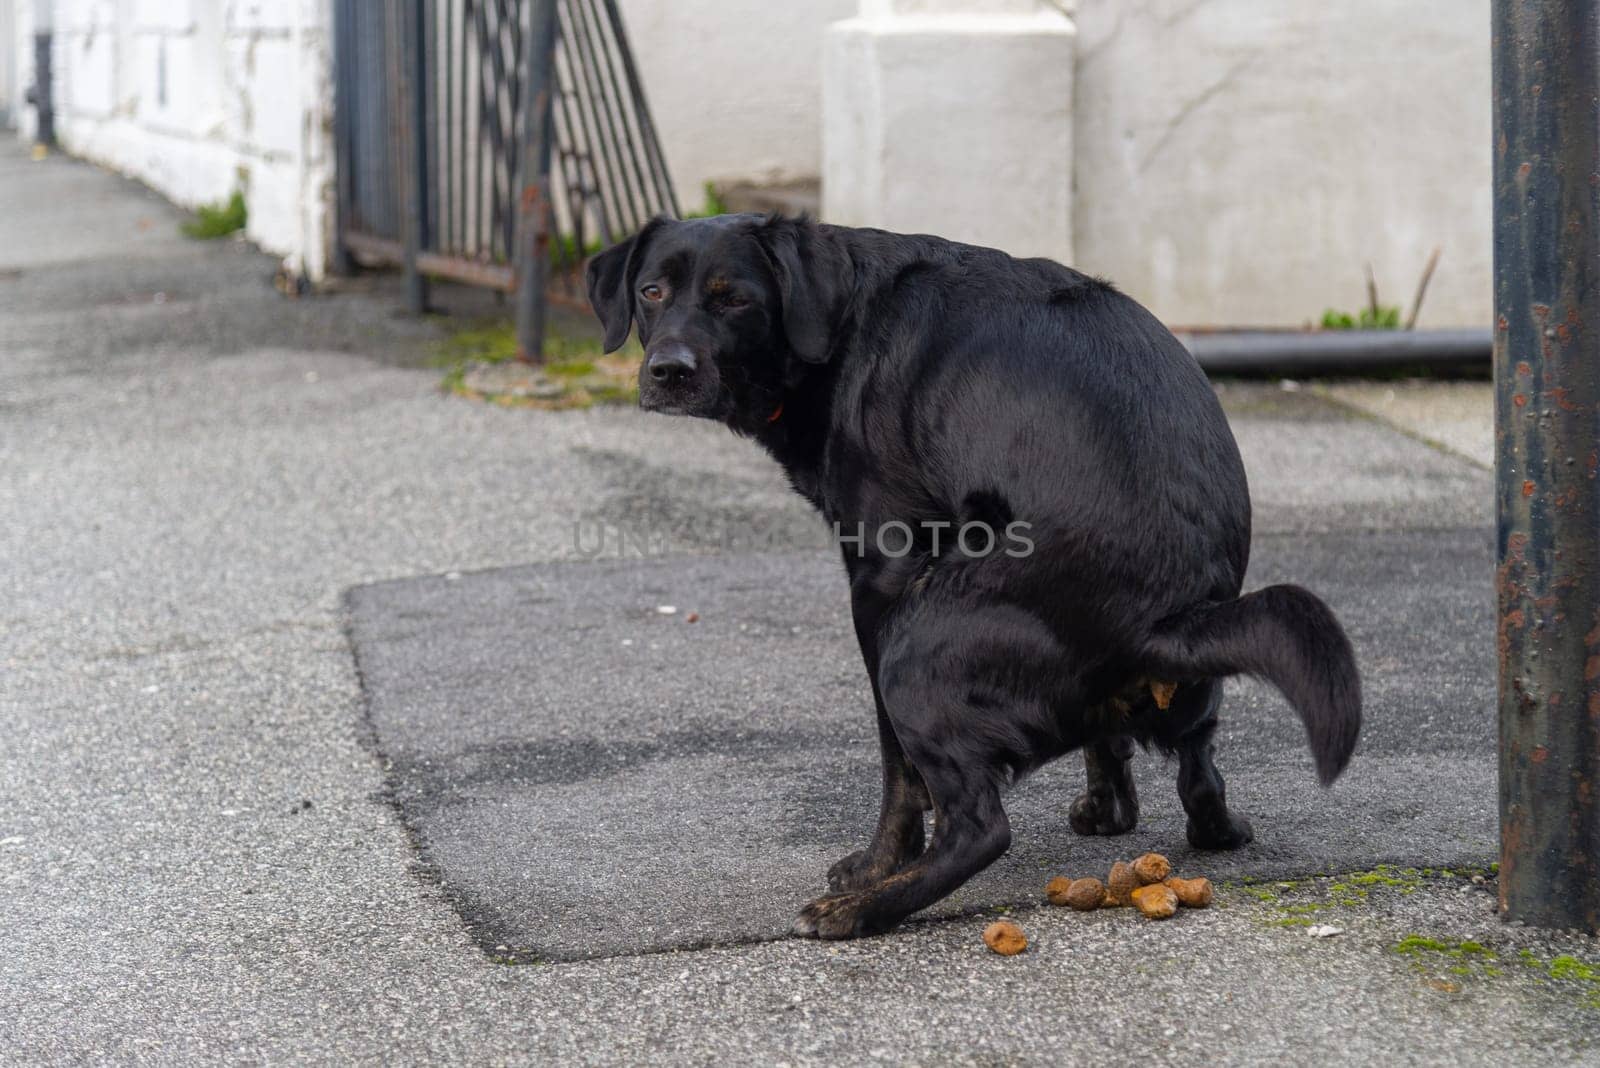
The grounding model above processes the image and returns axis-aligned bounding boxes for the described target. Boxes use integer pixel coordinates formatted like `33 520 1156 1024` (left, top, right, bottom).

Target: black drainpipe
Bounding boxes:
25 30 54 147
1177 328 1491 376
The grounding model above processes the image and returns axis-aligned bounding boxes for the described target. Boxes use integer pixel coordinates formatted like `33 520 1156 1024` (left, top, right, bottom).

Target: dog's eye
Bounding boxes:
723 294 750 310
639 284 665 302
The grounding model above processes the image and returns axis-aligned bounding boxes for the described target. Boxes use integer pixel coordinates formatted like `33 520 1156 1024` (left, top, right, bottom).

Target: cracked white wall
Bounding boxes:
0 0 16 128
10 0 39 141
1072 0 1491 328
26 0 840 276
620 0 856 208
822 1 1077 263
18 0 1492 324
38 0 334 278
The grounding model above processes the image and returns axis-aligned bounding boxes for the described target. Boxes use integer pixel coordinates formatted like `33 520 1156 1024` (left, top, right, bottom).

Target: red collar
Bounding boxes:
767 403 783 424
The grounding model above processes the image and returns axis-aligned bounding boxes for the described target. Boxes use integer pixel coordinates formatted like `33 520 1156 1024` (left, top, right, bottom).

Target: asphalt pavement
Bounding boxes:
3 140 1596 1065
349 529 1496 962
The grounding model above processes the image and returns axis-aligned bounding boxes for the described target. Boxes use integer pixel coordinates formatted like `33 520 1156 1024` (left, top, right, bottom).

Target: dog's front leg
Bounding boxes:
795 598 1023 939
826 573 931 893
827 681 931 892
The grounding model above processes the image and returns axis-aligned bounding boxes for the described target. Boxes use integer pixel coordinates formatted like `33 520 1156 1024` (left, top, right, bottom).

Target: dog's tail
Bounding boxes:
1142 585 1361 785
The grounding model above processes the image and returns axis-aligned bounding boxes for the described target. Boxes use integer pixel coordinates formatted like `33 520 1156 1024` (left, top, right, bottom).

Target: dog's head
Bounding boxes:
585 215 844 426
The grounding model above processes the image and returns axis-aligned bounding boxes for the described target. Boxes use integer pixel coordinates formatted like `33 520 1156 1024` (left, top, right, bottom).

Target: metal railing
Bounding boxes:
333 0 677 358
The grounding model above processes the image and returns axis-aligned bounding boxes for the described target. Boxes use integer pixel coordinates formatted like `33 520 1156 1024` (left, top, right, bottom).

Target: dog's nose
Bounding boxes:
646 344 697 384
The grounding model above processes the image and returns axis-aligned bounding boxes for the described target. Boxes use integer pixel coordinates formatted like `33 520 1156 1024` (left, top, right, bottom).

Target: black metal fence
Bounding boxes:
333 0 677 355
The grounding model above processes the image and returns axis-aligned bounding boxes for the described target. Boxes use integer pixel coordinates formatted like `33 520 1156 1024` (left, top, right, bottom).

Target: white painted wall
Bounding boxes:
0 0 15 128
10 0 38 141
822 0 1075 262
38 0 334 277
15 0 1491 325
1072 0 1491 328
618 0 855 209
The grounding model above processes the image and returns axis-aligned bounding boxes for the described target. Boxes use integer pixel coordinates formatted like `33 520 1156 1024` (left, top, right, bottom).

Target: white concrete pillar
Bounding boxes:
822 0 1075 262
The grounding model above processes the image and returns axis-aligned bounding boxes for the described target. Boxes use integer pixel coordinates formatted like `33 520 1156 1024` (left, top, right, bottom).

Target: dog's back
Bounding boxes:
816 224 1358 779
818 229 1252 648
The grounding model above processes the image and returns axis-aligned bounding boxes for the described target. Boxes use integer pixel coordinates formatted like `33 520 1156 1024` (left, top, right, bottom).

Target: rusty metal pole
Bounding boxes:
395 0 430 314
1493 0 1600 933
514 0 559 364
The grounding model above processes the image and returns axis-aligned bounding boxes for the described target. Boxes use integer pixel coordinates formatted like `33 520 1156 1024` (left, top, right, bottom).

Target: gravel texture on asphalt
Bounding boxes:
5 141 1592 1066
348 529 1495 961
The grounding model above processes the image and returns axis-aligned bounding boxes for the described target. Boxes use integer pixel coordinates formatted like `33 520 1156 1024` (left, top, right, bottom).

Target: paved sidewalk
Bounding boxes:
1320 380 1493 470
3 142 1595 1065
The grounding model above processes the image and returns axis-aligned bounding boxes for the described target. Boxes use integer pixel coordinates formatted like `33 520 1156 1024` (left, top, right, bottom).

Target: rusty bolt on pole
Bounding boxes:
1493 0 1600 932
514 0 560 364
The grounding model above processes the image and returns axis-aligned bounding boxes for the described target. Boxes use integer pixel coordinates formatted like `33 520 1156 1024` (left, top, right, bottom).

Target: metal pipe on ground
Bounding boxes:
1177 329 1491 375
1491 0 1600 934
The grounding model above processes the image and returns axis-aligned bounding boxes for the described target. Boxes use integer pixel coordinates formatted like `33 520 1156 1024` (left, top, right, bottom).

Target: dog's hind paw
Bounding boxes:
1186 813 1254 851
1068 791 1139 837
792 893 876 940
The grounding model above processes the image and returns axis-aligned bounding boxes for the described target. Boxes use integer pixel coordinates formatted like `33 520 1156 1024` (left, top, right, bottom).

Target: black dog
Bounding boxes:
586 215 1361 940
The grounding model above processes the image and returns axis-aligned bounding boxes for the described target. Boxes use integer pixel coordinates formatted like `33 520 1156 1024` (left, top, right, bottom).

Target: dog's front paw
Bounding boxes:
1069 791 1138 837
792 893 876 940
827 849 882 893
1186 813 1254 851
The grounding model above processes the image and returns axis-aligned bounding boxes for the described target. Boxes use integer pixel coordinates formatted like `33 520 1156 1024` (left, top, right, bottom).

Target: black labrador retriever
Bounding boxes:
586 214 1361 940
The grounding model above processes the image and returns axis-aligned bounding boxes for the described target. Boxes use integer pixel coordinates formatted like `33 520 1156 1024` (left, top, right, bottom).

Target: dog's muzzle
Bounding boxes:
645 343 697 386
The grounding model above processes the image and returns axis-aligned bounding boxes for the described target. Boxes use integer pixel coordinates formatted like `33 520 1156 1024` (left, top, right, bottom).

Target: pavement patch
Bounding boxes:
347 528 1494 961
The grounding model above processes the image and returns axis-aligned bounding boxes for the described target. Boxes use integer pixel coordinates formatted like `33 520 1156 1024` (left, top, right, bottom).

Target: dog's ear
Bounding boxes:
585 218 664 353
761 222 845 364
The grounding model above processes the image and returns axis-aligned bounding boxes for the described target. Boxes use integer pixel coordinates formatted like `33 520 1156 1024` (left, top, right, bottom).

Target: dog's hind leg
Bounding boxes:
1172 680 1255 850
1068 733 1139 836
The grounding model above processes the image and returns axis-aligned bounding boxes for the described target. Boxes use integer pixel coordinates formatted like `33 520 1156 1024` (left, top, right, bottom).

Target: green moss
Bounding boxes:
181 190 247 239
1348 865 1423 890
434 323 519 366
1251 865 1433 927
1513 950 1600 1008
430 318 640 409
1244 866 1453 931
684 181 728 219
1387 939 1599 1007
1266 916 1312 928
1548 956 1600 983
551 232 605 267
1239 885 1282 904
1325 881 1369 907
1392 935 1496 960
432 321 636 369
545 358 596 378
1278 902 1332 916
588 382 637 404
1321 305 1401 331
